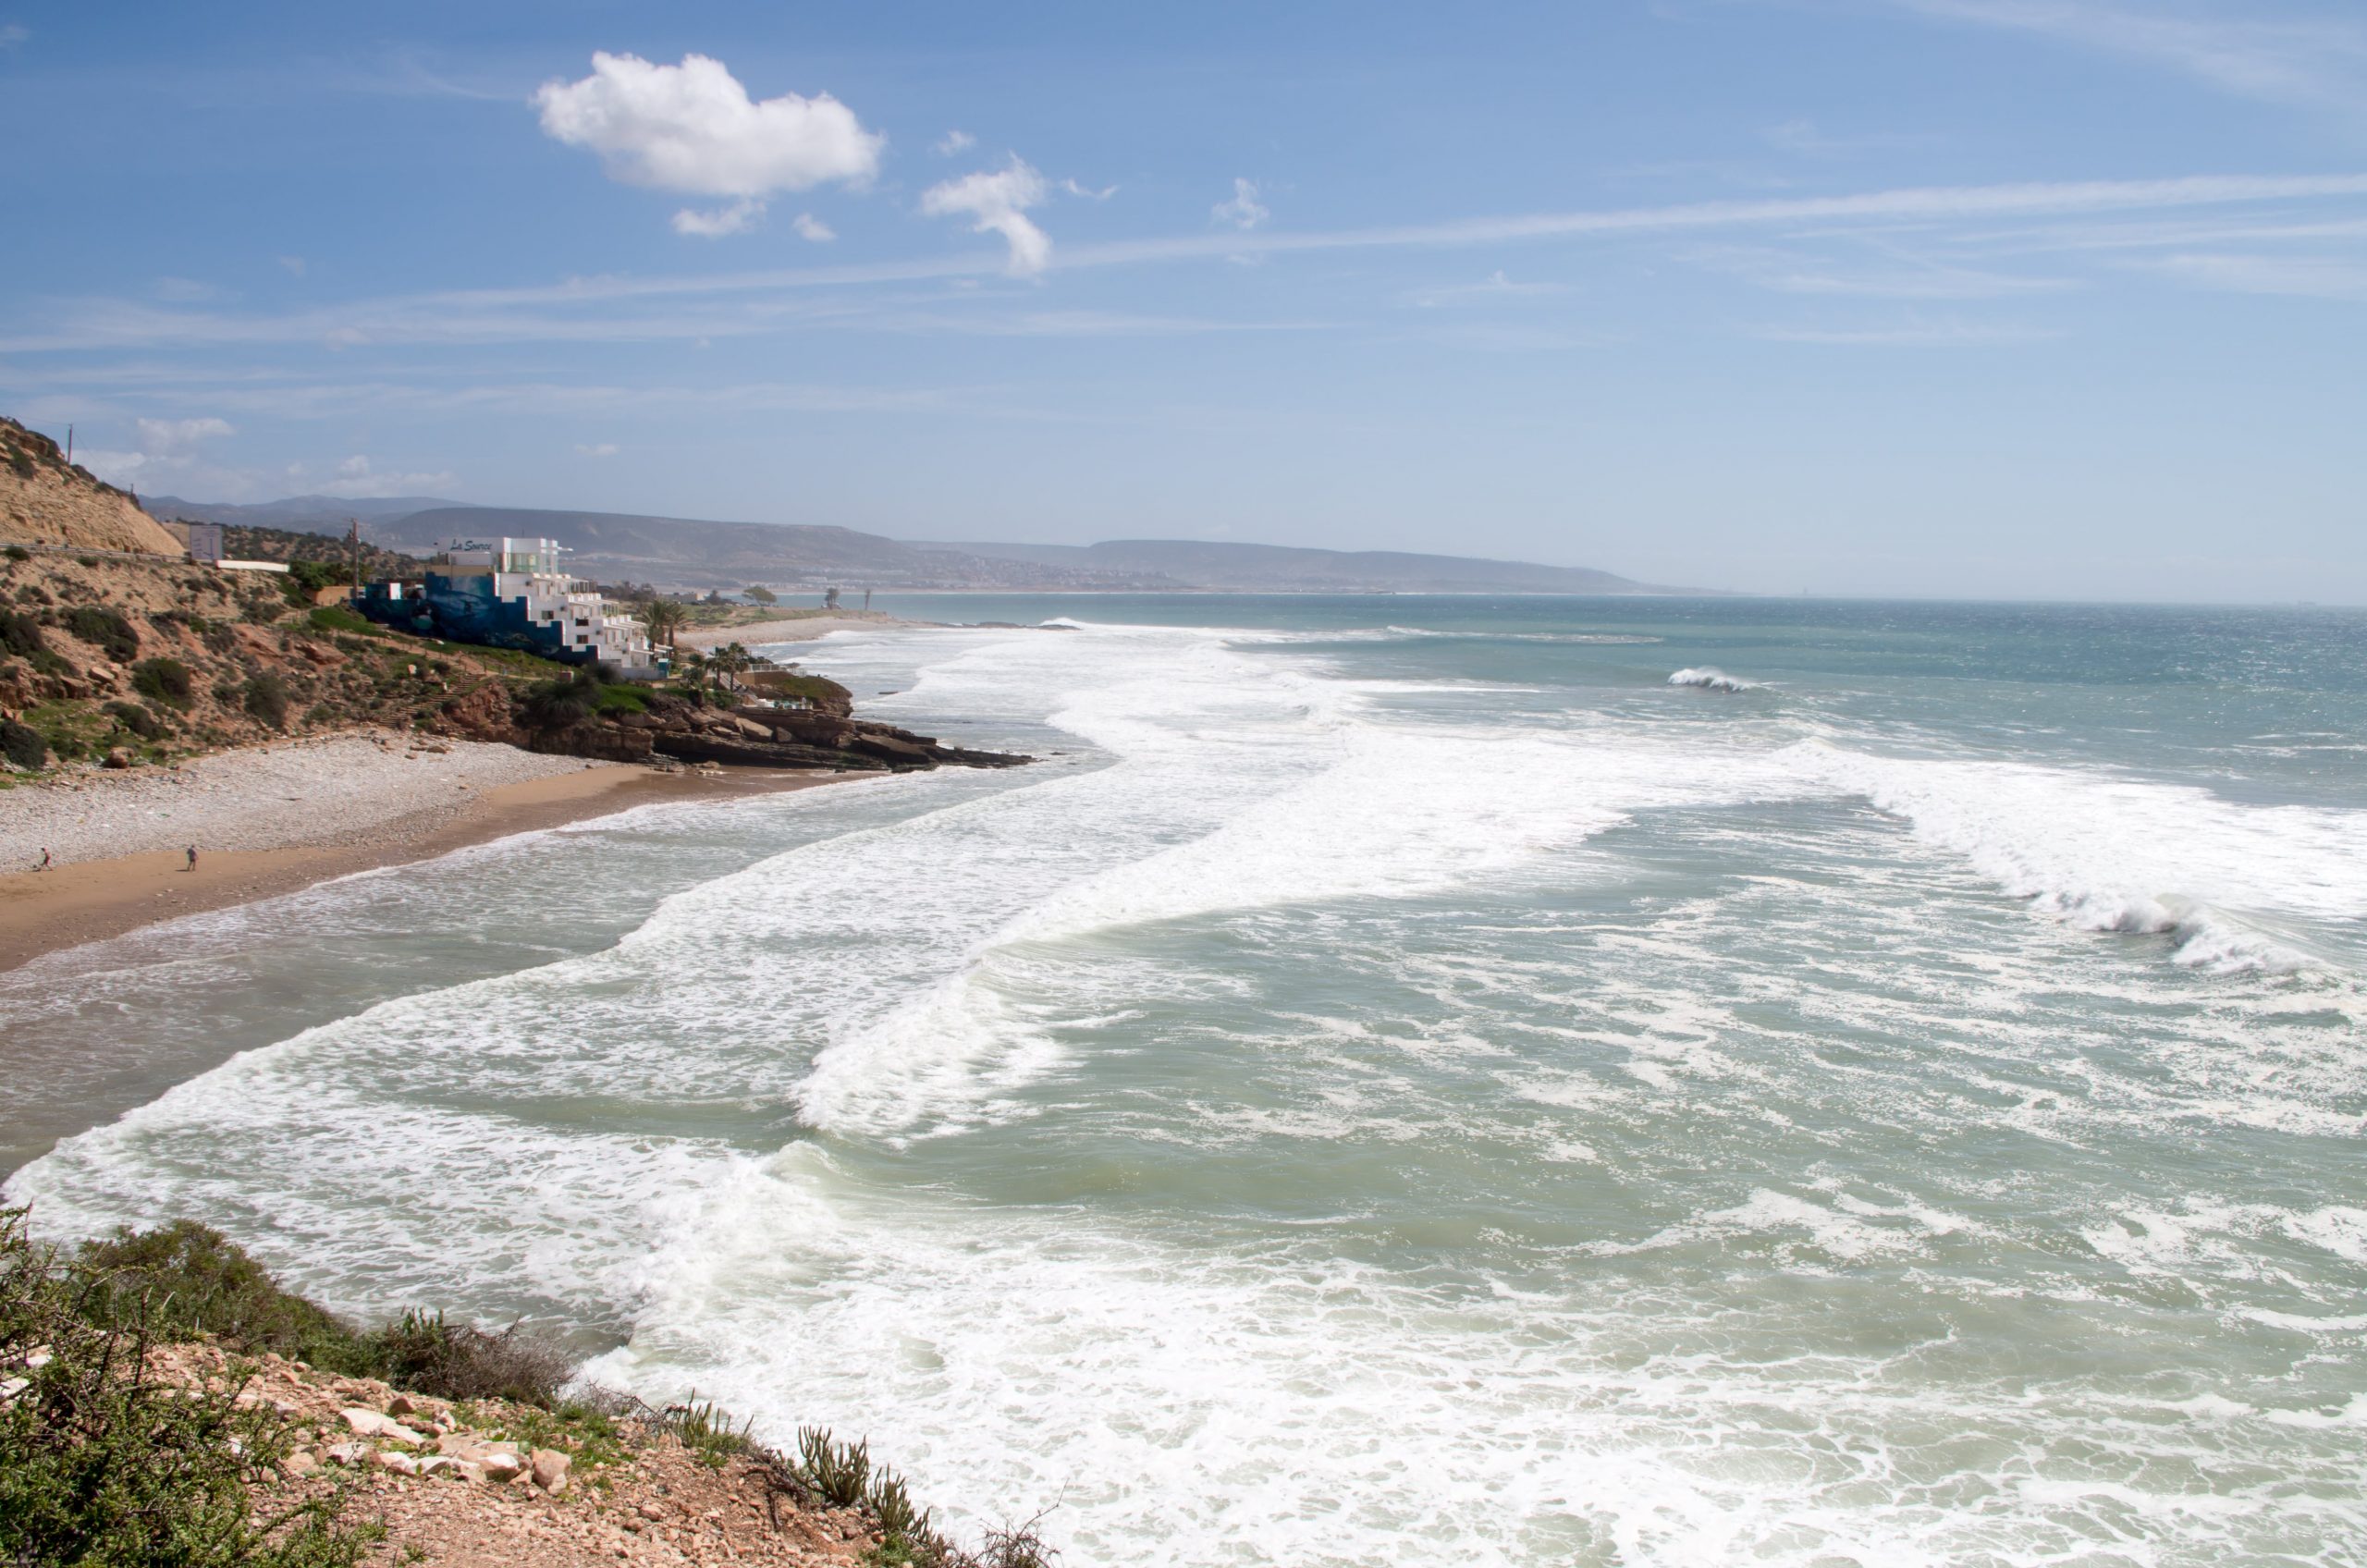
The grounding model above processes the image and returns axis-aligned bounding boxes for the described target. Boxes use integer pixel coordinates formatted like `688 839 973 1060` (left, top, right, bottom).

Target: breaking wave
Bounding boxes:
1667 667 1758 692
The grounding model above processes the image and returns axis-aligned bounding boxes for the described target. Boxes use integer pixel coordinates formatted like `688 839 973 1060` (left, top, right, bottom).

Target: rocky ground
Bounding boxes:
164 1342 917 1568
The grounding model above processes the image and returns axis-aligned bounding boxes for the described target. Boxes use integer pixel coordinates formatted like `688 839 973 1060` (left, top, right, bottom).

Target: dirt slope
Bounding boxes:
0 418 183 555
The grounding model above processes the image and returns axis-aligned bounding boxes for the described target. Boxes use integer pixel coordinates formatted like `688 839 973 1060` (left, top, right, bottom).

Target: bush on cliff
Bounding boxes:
134 655 194 707
75 1221 372 1372
519 667 603 733
65 606 140 663
73 1221 571 1407
0 1209 378 1568
3 717 46 771
366 1310 572 1407
242 672 291 729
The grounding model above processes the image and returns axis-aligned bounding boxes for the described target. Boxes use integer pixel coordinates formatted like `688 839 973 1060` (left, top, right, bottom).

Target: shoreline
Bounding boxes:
0 754 847 973
673 610 926 649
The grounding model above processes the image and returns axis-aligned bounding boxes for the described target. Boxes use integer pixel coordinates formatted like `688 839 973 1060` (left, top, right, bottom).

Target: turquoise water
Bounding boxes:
7 596 2366 1565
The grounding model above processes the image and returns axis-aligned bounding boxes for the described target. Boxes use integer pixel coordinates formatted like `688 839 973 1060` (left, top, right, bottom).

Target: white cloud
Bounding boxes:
0 24 26 49
673 196 766 238
533 53 883 231
576 442 621 457
791 212 836 242
77 416 236 487
277 255 307 277
920 158 1053 275
1062 178 1118 201
313 454 456 497
1213 177 1269 230
138 417 236 457
934 129 975 155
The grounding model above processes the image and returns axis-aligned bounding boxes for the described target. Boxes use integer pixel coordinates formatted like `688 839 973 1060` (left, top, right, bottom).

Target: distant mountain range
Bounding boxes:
137 494 1706 595
909 538 1674 594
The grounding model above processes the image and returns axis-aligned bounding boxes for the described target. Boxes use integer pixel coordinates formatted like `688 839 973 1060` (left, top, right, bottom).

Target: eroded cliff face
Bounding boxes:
0 419 184 556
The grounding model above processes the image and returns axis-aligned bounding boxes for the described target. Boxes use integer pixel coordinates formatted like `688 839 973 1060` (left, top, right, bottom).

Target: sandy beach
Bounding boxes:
0 732 844 970
673 611 921 649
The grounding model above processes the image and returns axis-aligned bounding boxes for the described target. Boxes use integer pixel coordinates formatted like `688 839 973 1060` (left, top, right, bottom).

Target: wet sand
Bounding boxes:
0 764 846 973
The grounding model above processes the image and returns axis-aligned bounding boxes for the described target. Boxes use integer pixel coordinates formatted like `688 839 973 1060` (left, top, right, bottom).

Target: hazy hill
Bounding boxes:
0 418 183 556
914 538 1685 594
124 487 1699 594
381 506 1015 588
143 495 466 531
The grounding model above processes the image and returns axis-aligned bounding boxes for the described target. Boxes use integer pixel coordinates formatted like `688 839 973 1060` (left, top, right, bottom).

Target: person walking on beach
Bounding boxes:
185 844 198 873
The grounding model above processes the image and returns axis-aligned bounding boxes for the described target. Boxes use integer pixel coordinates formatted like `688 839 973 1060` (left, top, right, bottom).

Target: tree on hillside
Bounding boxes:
746 584 777 606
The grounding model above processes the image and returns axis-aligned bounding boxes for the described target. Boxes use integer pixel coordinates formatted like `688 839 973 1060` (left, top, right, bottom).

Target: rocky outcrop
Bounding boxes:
516 689 1031 774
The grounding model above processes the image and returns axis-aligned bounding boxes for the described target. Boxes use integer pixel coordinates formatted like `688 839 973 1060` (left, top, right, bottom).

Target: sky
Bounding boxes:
2 1 2364 601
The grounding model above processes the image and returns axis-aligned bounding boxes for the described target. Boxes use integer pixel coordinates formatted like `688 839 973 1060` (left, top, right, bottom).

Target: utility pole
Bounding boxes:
64 424 72 465
348 517 362 595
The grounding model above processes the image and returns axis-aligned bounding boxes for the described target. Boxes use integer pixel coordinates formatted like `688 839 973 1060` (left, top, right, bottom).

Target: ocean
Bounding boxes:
6 594 2365 1566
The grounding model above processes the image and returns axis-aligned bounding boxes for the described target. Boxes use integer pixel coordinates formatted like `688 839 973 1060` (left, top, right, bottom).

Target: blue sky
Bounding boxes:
3 1 2363 600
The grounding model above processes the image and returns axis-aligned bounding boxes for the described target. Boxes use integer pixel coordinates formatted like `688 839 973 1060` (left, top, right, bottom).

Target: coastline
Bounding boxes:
673 610 923 648
0 742 849 973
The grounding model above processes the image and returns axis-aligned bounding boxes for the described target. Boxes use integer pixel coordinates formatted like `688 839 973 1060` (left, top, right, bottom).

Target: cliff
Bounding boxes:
0 418 184 556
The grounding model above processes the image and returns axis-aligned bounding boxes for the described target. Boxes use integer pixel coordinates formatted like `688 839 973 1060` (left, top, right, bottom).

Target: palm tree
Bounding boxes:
641 598 686 649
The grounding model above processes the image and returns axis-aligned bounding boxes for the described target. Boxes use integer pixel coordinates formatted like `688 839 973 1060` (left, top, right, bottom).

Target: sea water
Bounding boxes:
6 595 2365 1566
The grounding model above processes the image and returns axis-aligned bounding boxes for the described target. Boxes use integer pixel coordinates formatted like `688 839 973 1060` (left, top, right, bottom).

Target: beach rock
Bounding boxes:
374 1450 421 1476
283 1449 319 1477
340 1405 431 1441
530 1448 571 1494
850 732 930 765
323 1440 371 1466
103 746 135 768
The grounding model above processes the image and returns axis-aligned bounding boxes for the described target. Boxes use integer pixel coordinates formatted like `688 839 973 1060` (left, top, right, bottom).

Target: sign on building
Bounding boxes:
186 522 224 562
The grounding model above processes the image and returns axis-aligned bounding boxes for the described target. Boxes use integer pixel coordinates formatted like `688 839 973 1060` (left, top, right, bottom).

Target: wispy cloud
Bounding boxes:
7 171 2363 353
0 23 29 49
1755 319 2057 346
933 129 975 156
1402 271 1566 308
1873 0 2367 112
1685 243 2074 297
2137 252 2367 300
791 213 836 242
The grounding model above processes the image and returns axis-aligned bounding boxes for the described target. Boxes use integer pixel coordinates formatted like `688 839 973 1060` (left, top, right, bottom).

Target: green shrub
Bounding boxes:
76 556 99 570
242 673 290 729
362 1310 571 1408
0 1209 378 1568
0 606 44 660
3 544 29 561
1 718 46 771
104 702 167 741
72 1221 369 1372
519 668 604 734
306 605 370 636
6 451 33 481
66 606 139 663
134 656 195 707
281 561 346 606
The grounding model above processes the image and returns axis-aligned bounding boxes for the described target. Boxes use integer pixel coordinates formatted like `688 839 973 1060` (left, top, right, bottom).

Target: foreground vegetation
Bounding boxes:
1 1210 1055 1568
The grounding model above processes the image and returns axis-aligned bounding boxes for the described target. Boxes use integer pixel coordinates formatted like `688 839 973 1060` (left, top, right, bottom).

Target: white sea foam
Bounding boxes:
12 610 2367 1568
1666 667 1758 692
